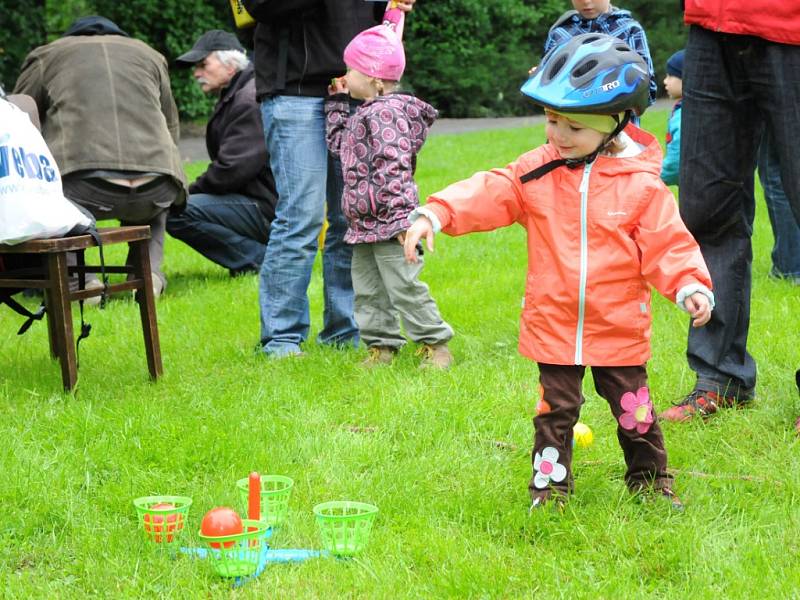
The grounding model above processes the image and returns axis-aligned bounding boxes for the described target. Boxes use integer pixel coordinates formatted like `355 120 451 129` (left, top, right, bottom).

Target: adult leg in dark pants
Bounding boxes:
675 28 800 420
677 27 762 406
166 192 270 275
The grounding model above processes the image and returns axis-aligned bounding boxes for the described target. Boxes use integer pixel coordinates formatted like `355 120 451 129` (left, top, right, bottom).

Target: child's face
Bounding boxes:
545 112 607 160
344 68 378 100
663 74 683 100
571 0 611 19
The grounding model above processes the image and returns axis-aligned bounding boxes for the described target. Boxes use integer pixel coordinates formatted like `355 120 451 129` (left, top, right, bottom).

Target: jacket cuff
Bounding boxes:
408 207 442 233
325 93 350 103
676 284 715 312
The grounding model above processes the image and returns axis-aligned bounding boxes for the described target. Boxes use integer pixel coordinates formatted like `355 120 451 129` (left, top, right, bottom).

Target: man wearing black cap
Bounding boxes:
166 30 277 277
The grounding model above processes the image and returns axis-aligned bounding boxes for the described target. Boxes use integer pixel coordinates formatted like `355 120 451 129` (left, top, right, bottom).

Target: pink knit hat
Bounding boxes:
343 25 405 81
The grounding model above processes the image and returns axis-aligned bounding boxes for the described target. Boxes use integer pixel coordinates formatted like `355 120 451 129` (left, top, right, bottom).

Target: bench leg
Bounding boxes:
47 252 78 391
43 289 59 359
130 239 163 380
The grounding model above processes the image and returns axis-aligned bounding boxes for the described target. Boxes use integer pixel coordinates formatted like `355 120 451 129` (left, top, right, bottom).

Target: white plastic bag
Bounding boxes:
0 99 92 245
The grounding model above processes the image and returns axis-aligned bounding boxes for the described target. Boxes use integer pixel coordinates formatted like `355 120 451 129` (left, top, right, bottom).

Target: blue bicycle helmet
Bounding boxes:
521 33 650 116
517 34 650 182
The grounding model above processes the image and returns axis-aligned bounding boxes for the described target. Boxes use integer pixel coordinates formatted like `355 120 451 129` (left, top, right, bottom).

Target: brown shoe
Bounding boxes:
529 490 567 514
659 389 751 423
361 346 396 368
418 343 453 370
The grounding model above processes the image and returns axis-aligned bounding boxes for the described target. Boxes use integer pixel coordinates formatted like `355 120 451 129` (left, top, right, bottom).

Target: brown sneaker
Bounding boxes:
528 490 567 514
418 343 453 370
658 389 750 423
361 346 396 368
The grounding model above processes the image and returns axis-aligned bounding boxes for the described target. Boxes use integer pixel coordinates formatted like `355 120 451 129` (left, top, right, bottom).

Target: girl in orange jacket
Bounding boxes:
404 34 714 511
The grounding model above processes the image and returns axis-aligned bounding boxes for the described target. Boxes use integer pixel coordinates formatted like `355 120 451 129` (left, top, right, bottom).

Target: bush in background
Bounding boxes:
0 0 687 120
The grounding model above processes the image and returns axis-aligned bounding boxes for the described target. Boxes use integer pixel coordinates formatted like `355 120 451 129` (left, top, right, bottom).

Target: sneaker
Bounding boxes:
635 486 684 511
658 487 684 511
82 279 105 307
417 343 453 370
528 491 566 514
151 273 164 299
658 389 747 422
768 267 800 286
361 346 396 368
229 266 258 277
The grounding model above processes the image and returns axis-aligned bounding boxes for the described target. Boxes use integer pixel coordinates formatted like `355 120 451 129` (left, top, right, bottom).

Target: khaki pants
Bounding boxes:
352 241 452 349
530 363 672 502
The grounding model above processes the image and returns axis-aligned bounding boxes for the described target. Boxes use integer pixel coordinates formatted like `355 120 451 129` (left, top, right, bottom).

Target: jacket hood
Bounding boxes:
64 16 129 37
550 6 632 31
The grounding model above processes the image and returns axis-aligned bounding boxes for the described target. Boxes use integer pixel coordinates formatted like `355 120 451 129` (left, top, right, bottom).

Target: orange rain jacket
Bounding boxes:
424 126 712 367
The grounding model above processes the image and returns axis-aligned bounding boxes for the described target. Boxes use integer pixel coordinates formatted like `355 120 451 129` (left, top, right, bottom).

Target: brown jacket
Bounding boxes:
13 34 187 201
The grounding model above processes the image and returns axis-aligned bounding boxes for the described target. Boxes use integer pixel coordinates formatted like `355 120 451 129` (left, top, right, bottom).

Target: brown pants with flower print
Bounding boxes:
529 363 672 503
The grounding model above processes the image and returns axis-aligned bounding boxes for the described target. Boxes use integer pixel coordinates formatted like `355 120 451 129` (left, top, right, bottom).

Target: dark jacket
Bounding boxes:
190 64 277 222
13 33 187 202
325 93 437 244
242 0 386 99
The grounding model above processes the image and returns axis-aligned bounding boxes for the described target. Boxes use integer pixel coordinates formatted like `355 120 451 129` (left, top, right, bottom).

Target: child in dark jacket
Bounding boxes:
325 25 453 369
660 50 684 186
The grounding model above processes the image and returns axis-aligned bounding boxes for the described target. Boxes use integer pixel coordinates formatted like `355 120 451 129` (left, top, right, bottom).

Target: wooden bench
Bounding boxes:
0 226 162 391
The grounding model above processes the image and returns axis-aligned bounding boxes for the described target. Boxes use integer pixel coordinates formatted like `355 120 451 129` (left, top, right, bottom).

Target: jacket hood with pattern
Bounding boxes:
325 93 437 244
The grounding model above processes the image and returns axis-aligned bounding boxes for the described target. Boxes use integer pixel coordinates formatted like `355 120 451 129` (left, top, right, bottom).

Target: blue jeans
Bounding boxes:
166 192 269 273
679 26 800 397
758 129 800 280
258 96 358 356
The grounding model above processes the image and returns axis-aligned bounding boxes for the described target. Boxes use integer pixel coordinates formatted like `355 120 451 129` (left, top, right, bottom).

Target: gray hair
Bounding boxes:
214 50 250 72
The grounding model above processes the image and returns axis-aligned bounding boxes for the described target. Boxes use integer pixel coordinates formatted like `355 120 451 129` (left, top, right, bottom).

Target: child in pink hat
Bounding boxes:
325 25 454 369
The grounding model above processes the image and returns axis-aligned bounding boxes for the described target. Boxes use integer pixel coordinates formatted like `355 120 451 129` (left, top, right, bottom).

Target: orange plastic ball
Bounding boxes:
144 502 183 542
201 507 243 548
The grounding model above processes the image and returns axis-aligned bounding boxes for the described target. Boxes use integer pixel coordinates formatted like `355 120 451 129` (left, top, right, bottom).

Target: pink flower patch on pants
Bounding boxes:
618 386 654 434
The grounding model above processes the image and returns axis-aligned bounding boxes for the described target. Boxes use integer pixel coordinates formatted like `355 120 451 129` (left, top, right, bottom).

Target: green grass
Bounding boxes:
2 109 800 598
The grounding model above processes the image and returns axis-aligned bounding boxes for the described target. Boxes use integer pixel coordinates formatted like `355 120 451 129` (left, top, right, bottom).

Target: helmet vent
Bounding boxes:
548 55 568 79
572 59 598 78
582 35 602 44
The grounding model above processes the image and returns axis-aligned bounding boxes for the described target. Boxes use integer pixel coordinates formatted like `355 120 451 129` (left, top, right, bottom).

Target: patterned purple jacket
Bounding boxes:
325 93 438 244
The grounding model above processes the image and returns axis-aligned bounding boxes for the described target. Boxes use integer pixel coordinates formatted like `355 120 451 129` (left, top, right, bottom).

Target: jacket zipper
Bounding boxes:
574 162 593 365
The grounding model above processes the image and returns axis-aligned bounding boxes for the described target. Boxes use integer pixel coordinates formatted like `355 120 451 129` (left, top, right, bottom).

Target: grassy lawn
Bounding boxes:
2 108 800 598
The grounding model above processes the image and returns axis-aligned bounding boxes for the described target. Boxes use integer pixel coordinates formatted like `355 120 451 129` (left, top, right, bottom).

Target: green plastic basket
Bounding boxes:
236 475 294 527
313 501 378 557
133 495 192 545
198 519 269 578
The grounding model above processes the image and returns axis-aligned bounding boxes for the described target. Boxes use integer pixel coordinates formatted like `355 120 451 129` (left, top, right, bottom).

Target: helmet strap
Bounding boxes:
520 110 633 183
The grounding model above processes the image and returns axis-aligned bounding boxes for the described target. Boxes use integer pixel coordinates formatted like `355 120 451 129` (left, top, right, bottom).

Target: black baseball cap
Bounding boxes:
176 30 244 67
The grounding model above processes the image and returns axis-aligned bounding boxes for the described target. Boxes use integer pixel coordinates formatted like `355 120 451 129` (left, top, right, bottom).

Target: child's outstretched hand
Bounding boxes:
685 292 711 327
403 216 434 263
328 76 348 96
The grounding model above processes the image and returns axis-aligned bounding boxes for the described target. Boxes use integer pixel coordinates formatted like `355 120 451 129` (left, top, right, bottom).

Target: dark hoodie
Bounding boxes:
242 0 385 99
325 93 438 244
